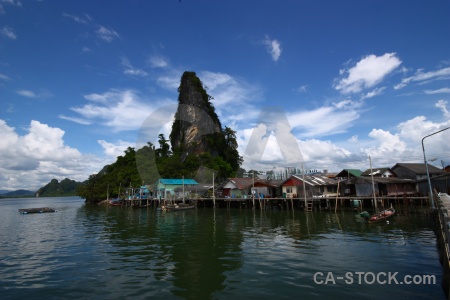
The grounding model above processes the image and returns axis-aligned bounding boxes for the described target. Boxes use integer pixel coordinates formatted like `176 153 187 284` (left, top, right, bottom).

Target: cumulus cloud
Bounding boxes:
262 35 282 62
395 66 450 90
0 119 103 190
335 53 402 94
96 25 119 42
67 89 174 131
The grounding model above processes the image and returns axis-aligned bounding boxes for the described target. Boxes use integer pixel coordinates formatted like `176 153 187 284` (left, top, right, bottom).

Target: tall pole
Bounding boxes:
182 175 185 204
422 126 450 209
252 170 255 209
302 163 307 208
369 155 377 211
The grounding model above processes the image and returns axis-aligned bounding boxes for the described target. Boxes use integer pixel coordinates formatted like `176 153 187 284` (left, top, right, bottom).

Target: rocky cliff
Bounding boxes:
170 71 224 160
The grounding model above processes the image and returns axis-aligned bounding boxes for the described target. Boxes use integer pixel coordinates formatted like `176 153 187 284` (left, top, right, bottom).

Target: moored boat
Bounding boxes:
360 207 395 223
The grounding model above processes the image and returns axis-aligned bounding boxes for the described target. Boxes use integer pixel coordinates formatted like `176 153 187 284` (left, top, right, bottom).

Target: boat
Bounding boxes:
19 207 56 214
359 156 396 223
109 198 123 206
160 203 195 212
360 207 395 223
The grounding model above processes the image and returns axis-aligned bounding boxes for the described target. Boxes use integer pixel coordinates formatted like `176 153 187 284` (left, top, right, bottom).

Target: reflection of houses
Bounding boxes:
155 178 198 199
222 178 283 198
281 175 339 198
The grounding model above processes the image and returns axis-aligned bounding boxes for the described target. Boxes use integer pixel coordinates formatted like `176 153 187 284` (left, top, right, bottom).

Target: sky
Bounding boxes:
1 0 450 191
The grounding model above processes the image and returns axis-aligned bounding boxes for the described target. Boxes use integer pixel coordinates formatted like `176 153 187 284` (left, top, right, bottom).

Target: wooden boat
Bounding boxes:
109 198 123 206
360 207 395 223
19 207 56 214
160 203 195 212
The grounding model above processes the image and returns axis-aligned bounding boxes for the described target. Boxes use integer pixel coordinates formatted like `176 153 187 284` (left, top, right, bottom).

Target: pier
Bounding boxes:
111 194 429 211
434 192 450 299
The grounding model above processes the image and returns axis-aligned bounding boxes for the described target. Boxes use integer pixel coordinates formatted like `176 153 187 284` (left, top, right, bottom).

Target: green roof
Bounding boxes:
336 169 362 178
159 179 198 185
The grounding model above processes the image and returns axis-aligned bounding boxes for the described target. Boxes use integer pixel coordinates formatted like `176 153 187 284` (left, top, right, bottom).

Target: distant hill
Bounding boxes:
37 178 82 197
0 189 36 198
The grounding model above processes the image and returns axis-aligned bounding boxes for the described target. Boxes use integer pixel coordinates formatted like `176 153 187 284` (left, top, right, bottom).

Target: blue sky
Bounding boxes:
1 0 450 190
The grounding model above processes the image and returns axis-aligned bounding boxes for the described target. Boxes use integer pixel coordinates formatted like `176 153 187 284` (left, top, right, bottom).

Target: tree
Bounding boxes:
156 134 171 159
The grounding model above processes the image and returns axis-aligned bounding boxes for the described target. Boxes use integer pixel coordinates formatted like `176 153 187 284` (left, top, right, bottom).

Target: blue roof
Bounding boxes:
159 179 198 185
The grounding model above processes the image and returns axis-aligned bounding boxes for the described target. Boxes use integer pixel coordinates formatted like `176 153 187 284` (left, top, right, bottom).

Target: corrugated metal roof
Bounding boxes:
392 163 444 175
227 178 253 190
291 175 338 186
159 179 198 185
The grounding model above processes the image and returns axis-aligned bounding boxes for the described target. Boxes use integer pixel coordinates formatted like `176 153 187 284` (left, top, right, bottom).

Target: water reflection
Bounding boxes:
1 198 443 299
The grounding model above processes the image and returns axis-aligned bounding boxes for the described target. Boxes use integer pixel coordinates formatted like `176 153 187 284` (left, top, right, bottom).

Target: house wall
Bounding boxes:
355 183 379 197
385 183 417 196
418 176 450 196
391 166 417 180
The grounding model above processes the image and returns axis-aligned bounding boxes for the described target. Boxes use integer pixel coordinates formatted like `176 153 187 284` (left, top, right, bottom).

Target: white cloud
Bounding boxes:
0 25 17 40
16 89 52 98
0 119 103 190
424 88 450 94
96 25 119 42
287 100 362 138
262 35 282 62
2 0 22 7
395 66 450 90
349 135 358 142
0 73 10 81
157 71 183 90
296 85 308 93
62 13 91 24
121 57 148 77
17 89 36 98
436 100 450 119
98 140 133 158
68 89 174 131
361 87 386 100
58 115 91 125
335 53 402 94
148 55 169 68
199 70 262 123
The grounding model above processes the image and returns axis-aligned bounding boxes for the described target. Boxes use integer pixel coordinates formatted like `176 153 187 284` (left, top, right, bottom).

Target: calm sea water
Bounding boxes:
0 197 445 299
